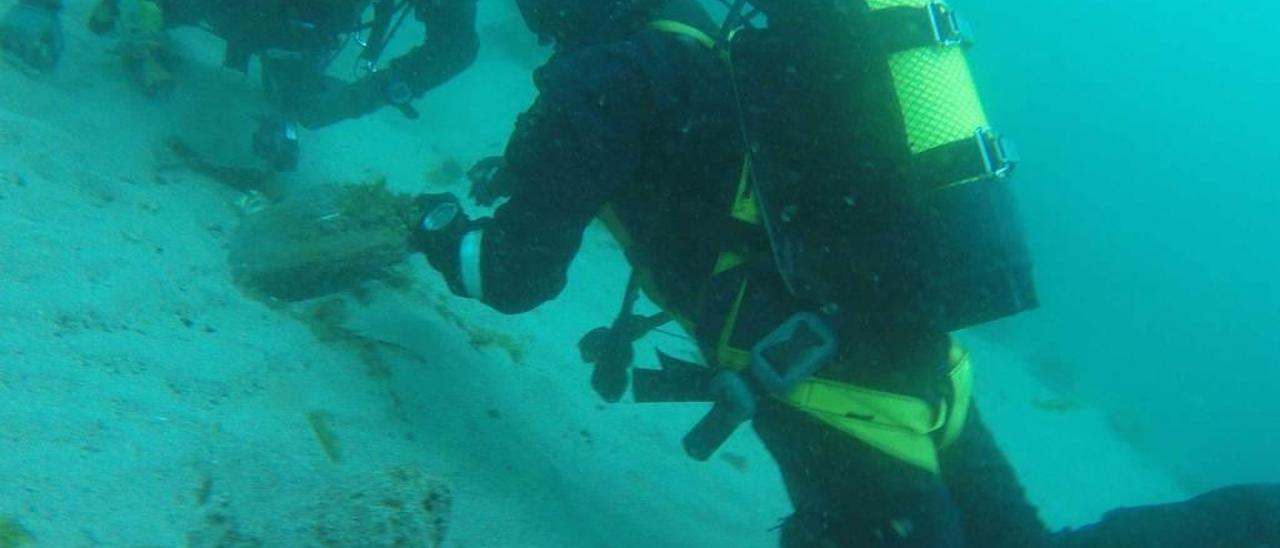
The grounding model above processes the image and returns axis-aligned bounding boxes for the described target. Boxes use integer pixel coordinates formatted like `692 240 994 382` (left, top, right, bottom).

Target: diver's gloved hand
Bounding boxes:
1 0 64 72
579 326 634 402
468 156 514 207
252 114 301 172
412 192 480 295
292 72 417 130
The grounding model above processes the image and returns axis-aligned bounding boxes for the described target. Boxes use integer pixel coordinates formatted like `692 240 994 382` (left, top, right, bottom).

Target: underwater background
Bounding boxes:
959 0 1280 492
0 0 1275 545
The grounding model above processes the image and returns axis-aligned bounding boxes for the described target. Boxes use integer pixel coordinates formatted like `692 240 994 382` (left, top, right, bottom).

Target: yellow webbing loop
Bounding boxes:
778 340 975 474
939 343 974 447
712 156 762 276
648 20 720 50
714 280 753 370
729 155 760 225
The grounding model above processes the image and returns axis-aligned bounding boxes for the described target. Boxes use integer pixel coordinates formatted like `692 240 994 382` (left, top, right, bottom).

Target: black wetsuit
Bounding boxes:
160 0 478 128
431 1 1280 546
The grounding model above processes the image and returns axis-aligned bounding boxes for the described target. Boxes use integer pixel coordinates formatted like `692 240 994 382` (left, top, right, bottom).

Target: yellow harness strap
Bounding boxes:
645 17 978 473
939 343 974 448
782 343 974 474
648 20 720 50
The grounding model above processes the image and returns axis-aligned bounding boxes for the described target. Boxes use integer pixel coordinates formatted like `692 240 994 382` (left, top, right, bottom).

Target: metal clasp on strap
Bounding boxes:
975 127 1018 179
927 2 974 47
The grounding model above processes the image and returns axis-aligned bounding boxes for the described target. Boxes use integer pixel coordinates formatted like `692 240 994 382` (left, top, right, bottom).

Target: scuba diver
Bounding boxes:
0 0 478 171
412 0 1280 546
0 0 62 72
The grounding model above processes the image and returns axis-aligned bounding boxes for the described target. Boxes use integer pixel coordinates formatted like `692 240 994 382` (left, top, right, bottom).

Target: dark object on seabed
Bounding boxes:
165 138 274 192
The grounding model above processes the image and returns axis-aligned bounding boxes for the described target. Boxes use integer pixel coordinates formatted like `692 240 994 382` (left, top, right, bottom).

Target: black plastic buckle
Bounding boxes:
749 313 838 396
679 313 839 461
927 2 974 47
682 371 757 461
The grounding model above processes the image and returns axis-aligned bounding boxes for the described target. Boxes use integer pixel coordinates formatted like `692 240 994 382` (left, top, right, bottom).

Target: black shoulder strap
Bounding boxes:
360 0 413 66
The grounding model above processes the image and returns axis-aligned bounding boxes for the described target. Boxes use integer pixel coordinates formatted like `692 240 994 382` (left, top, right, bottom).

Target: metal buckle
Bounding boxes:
927 2 974 47
975 127 1017 179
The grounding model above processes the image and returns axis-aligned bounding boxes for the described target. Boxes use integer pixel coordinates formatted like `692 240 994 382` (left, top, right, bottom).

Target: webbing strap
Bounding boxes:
729 155 760 225
870 6 944 53
648 20 719 49
911 127 1015 191
360 0 399 63
647 14 981 471
649 17 762 363
782 341 975 474
714 280 753 370
869 2 972 53
939 343 973 447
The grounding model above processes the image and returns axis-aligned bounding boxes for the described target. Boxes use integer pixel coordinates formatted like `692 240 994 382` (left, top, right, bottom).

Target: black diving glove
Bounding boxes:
579 326 634 403
412 192 478 295
252 114 301 172
467 156 514 207
1 0 64 71
292 72 417 130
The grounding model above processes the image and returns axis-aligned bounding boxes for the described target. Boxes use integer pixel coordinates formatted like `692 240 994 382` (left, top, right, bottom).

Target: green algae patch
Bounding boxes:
1031 398 1080 414
0 516 34 548
306 411 343 464
230 179 419 302
463 325 526 365
164 137 274 192
295 298 355 344
427 295 527 365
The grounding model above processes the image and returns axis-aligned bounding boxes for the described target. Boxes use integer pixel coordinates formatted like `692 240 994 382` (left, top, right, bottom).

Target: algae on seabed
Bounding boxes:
229 179 419 302
426 295 527 365
0 516 34 548
307 410 343 464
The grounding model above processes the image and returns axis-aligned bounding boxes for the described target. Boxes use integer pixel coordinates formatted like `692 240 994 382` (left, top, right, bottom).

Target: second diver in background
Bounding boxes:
0 0 479 171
